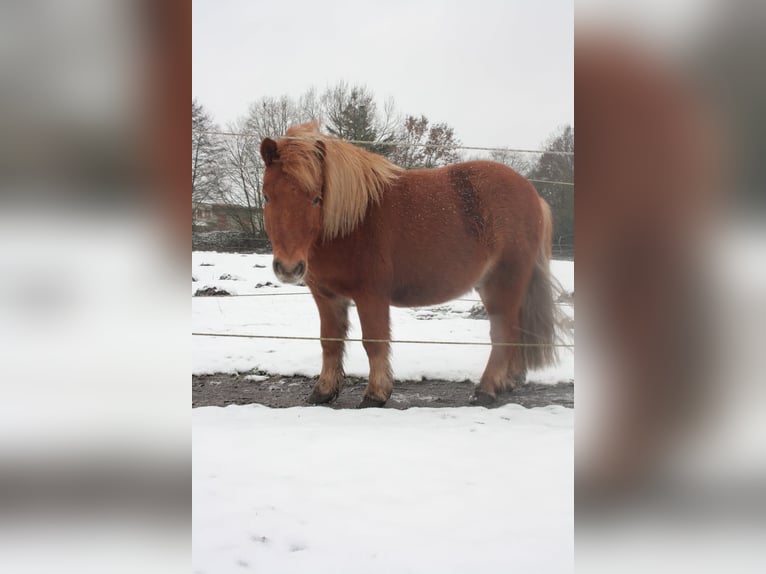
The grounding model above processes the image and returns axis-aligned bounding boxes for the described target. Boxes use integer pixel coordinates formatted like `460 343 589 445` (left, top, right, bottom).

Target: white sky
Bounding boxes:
193 0 573 150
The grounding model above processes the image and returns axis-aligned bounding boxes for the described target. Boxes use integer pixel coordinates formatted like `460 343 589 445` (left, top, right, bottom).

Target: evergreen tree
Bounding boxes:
321 82 398 157
528 125 574 257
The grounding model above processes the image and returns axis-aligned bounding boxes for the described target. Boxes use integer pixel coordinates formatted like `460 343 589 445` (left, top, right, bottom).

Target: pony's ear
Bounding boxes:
260 138 279 166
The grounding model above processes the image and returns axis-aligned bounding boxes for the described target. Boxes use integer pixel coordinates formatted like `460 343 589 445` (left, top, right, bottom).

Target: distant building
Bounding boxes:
192 202 262 234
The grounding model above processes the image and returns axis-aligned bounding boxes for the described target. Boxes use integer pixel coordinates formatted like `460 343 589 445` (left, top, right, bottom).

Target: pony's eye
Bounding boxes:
263 195 269 204
312 196 321 206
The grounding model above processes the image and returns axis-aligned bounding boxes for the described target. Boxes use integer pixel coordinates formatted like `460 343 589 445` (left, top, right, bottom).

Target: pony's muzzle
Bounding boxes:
273 258 306 284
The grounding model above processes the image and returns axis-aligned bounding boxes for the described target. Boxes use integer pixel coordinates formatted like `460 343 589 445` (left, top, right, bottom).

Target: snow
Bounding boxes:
192 251 574 384
193 251 574 572
193 403 573 573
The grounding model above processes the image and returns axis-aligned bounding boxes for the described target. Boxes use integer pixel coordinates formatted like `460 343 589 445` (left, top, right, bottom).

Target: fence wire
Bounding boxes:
191 291 575 307
194 129 574 158
192 331 574 349
195 129 574 186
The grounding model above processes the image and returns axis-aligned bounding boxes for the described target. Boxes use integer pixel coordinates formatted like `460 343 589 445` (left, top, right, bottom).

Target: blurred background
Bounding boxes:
0 1 188 573
0 0 763 572
575 0 765 572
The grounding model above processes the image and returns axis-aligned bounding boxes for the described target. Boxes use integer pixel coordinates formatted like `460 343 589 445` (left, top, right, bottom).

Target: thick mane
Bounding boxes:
278 121 402 240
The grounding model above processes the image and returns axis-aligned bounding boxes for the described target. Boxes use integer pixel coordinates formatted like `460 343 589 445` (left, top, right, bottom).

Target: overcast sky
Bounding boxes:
193 0 573 150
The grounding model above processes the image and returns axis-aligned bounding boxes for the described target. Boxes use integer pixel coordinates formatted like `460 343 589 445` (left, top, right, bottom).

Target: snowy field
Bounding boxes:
192 251 574 384
193 404 573 573
193 251 574 573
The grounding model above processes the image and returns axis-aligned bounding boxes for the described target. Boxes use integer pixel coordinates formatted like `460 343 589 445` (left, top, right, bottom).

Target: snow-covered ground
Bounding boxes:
193 251 574 573
193 403 573 573
192 251 574 384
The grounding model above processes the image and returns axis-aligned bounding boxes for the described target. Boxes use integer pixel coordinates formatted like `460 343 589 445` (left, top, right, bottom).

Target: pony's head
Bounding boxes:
260 121 401 284
259 133 324 284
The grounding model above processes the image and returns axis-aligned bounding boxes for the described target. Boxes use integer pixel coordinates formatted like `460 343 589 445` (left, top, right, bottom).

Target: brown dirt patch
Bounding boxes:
193 372 573 409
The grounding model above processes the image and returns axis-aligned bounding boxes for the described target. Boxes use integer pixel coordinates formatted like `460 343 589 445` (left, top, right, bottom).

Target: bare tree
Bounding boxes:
392 114 428 169
192 99 226 207
488 149 535 175
214 92 324 236
220 116 265 236
297 87 323 125
245 95 303 140
390 115 462 169
421 120 461 167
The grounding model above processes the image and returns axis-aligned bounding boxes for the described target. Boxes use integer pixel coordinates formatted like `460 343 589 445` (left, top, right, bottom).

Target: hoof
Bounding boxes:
470 390 496 406
358 395 386 409
511 369 527 387
307 388 337 405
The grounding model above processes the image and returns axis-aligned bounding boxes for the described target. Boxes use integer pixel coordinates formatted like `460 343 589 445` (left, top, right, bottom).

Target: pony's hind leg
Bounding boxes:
308 290 350 404
355 296 393 408
472 263 532 405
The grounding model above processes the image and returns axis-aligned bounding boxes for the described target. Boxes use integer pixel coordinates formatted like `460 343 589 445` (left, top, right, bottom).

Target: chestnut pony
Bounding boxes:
260 122 561 407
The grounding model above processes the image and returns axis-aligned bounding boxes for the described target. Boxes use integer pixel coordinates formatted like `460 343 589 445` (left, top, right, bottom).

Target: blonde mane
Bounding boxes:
277 121 402 240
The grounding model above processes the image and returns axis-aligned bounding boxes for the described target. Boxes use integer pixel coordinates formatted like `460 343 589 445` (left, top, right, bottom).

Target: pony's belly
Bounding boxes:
390 277 477 307
390 255 490 307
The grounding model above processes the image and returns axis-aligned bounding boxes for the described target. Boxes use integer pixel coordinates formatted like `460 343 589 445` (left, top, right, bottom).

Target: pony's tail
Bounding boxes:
520 197 567 370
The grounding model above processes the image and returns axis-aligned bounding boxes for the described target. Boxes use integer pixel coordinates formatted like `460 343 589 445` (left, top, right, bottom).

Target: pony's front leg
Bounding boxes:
355 297 393 408
308 290 350 405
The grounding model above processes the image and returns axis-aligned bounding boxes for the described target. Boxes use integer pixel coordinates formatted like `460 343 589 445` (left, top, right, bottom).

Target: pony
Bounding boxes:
260 121 562 407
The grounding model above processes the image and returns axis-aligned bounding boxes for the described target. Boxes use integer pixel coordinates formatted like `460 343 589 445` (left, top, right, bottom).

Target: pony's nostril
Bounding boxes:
273 259 304 281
